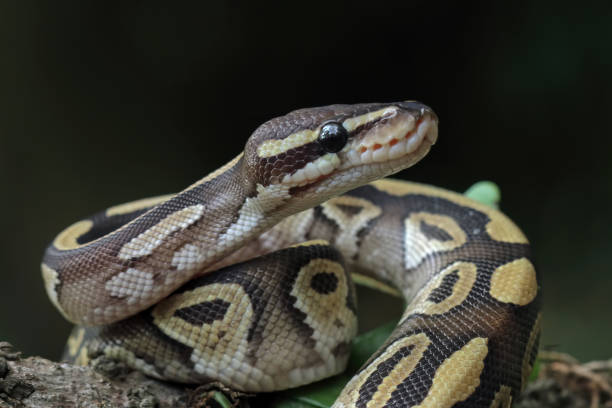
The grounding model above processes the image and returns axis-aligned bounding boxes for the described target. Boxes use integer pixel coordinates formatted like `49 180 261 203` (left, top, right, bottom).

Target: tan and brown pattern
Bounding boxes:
490 258 538 306
521 313 541 390
333 332 431 408
43 102 437 326
403 212 467 269
412 337 489 408
79 242 357 391
372 179 528 244
320 196 382 260
64 327 90 366
489 385 512 408
326 181 540 407
45 102 540 407
400 261 478 317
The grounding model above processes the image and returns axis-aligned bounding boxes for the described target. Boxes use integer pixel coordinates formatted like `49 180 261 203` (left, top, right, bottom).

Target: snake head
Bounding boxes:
243 101 438 203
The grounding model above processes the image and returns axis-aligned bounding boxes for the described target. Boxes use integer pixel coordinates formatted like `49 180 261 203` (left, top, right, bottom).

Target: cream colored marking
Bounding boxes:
521 313 541 390
402 261 477 318
98 337 196 382
257 129 317 158
332 333 431 408
75 347 90 366
282 153 340 186
321 196 382 259
367 334 432 408
342 107 399 133
52 220 93 250
152 283 274 391
289 239 329 248
202 207 316 273
404 212 467 269
373 179 529 244
490 258 538 305
204 183 291 261
414 337 488 408
261 208 315 252
104 345 164 380
340 113 431 169
66 327 89 366
290 258 357 383
171 243 203 272
41 263 70 319
238 183 291 217
118 204 204 260
106 194 173 217
489 385 512 408
105 268 154 304
66 327 85 357
351 273 402 297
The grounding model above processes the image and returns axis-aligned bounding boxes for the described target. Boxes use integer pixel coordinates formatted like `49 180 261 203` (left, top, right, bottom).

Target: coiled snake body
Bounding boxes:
42 102 540 407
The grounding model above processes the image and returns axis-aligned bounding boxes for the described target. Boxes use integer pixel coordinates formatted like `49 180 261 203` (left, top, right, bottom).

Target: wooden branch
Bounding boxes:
0 342 244 408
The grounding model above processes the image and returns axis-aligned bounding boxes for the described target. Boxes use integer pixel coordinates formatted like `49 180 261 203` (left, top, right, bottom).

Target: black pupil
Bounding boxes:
318 122 348 153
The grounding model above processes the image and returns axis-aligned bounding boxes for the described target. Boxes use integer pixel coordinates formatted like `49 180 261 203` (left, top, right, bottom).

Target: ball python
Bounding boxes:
42 101 540 407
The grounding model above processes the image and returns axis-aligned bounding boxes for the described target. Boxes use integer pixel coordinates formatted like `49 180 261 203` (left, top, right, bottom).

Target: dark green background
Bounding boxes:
1 1 610 363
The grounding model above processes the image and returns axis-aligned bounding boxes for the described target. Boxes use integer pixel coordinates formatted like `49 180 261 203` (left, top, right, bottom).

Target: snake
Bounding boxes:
42 101 540 407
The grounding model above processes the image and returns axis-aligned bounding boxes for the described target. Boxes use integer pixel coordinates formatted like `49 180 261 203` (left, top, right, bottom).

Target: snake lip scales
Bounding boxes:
279 103 438 198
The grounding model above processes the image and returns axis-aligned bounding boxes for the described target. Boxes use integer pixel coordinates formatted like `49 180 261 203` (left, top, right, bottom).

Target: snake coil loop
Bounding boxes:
43 102 539 407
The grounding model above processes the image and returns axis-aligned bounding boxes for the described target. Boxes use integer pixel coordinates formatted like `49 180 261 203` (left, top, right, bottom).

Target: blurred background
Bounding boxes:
1 1 610 363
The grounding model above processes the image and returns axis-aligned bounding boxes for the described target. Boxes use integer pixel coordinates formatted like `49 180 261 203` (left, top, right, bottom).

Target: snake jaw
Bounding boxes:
276 104 437 193
283 108 438 199
246 102 437 192
281 153 341 187
339 111 438 171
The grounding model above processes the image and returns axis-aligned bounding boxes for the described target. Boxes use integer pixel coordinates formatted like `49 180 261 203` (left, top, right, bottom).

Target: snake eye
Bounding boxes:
318 122 349 153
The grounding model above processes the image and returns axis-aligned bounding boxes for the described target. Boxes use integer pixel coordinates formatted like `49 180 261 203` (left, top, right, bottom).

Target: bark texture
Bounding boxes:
0 342 247 408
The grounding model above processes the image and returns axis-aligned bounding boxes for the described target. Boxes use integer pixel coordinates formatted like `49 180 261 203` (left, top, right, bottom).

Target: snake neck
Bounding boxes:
180 154 297 267
42 154 295 325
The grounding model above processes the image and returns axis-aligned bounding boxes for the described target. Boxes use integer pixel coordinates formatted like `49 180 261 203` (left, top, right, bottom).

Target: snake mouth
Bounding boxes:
285 110 438 196
340 111 438 169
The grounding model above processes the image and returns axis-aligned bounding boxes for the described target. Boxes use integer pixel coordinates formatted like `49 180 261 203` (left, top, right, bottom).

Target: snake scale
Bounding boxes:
42 102 540 407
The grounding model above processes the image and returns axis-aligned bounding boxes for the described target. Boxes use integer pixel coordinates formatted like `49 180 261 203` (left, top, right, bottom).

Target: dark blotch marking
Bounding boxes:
258 141 325 186
310 272 339 294
332 341 351 358
335 203 363 217
77 208 149 245
356 345 415 407
427 270 460 303
173 298 231 326
306 206 340 240
352 221 374 262
419 220 453 242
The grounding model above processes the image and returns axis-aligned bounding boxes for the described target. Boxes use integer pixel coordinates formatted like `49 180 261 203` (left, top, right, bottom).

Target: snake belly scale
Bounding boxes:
42 102 540 407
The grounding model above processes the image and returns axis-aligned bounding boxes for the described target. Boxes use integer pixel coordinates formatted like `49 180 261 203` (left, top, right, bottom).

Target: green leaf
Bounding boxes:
212 391 234 408
464 181 501 209
528 358 541 382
